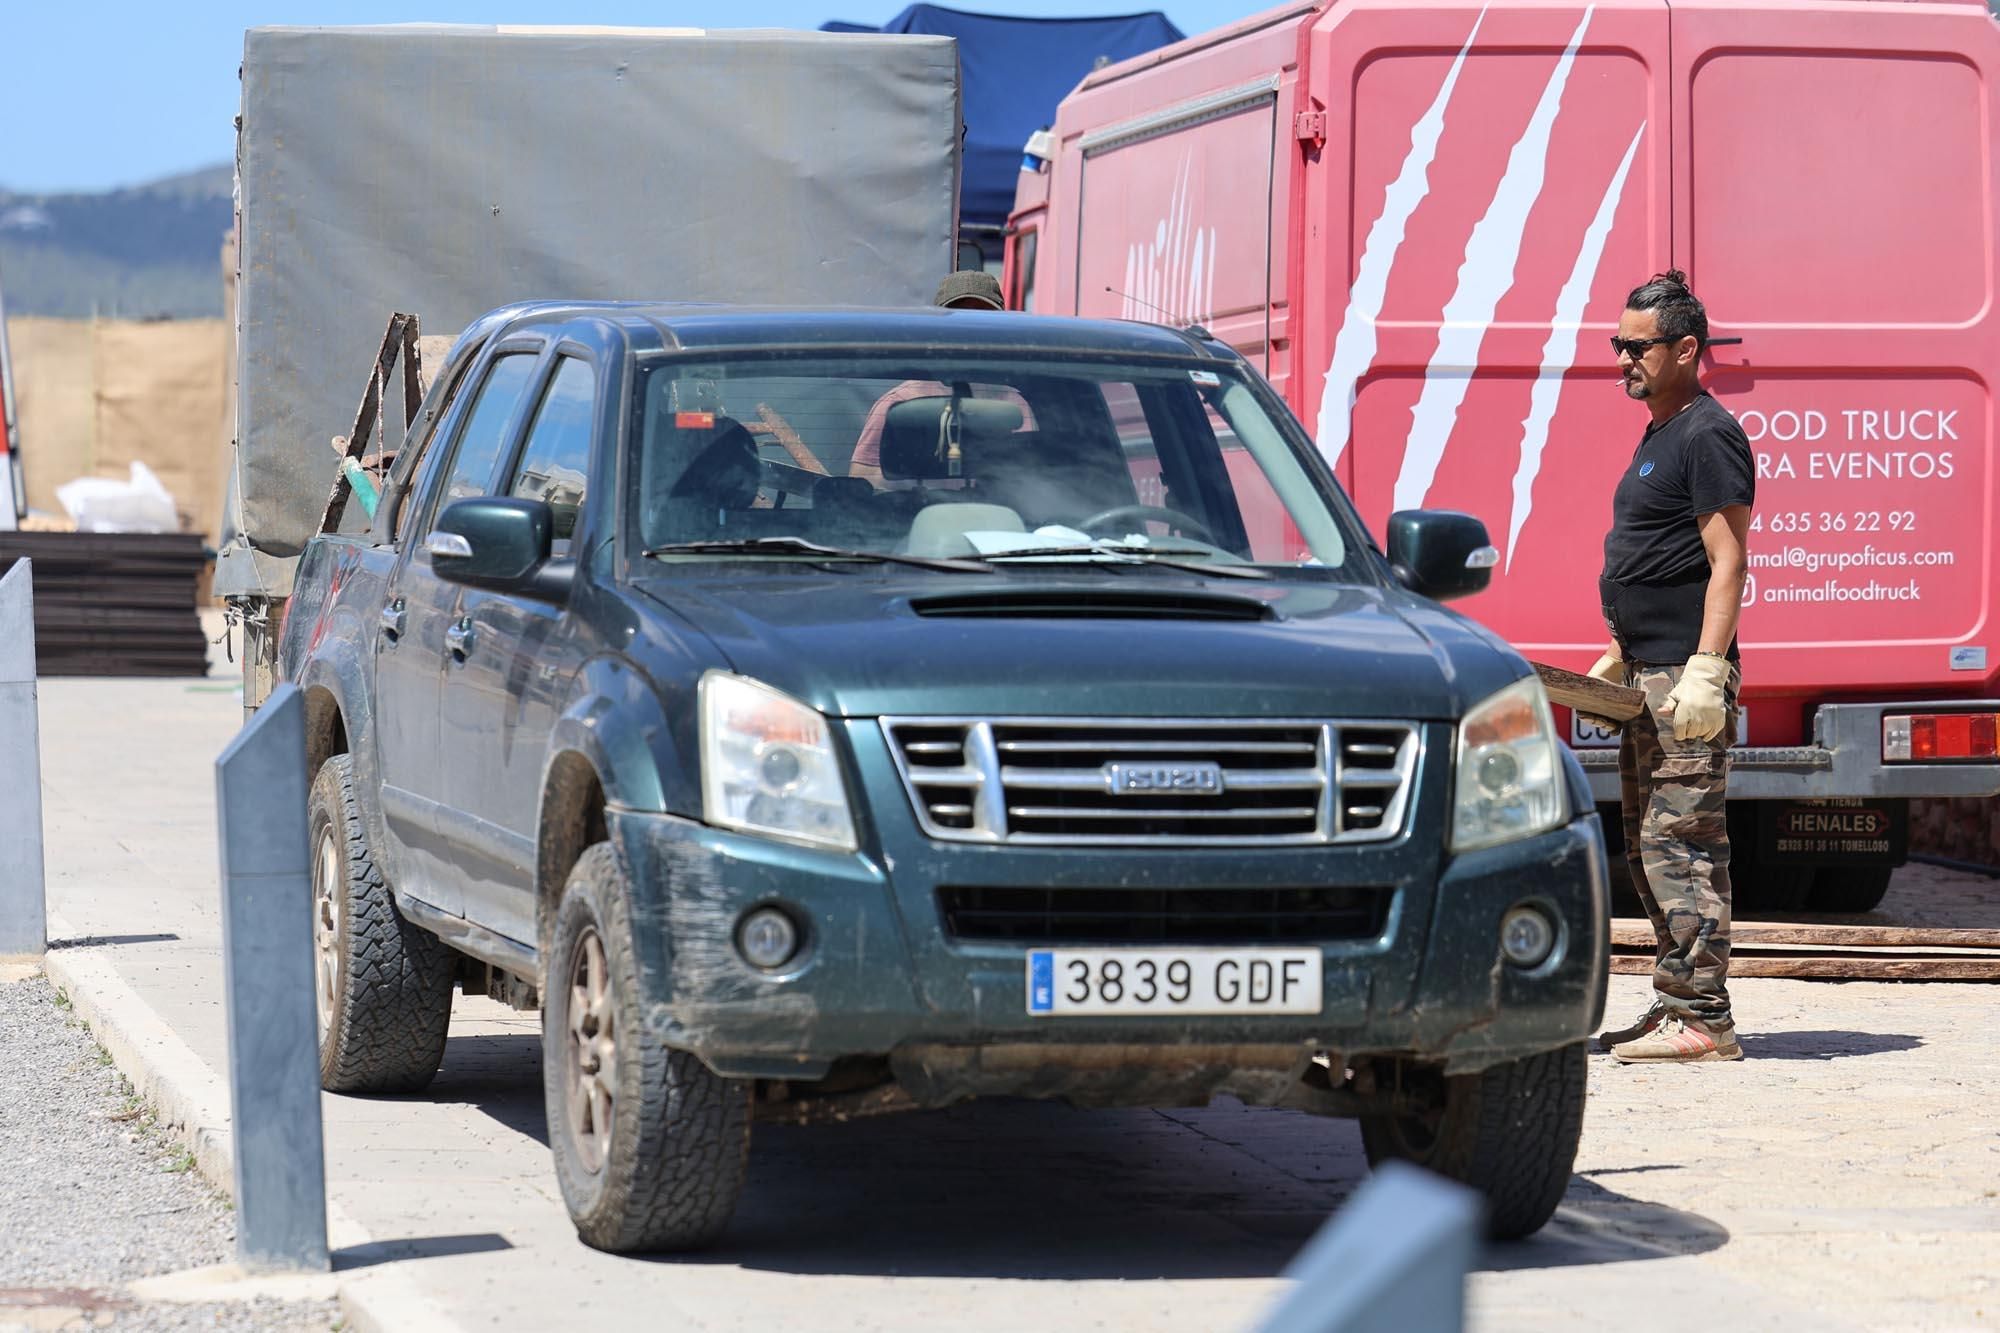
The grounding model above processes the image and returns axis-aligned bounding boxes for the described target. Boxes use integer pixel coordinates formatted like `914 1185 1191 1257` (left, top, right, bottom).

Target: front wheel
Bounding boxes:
543 842 752 1253
1359 1042 1586 1240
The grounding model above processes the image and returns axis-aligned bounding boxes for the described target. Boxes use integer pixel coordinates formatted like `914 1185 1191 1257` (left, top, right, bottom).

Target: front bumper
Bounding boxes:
1576 700 2000 802
606 804 1608 1085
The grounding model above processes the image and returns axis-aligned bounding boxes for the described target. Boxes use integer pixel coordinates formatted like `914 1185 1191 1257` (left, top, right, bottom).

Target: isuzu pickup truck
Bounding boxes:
280 301 1609 1252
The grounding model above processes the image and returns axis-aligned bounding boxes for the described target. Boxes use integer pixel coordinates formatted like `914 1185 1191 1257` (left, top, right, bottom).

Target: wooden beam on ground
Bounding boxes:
1609 955 2000 980
1610 919 2000 951
1532 662 1646 723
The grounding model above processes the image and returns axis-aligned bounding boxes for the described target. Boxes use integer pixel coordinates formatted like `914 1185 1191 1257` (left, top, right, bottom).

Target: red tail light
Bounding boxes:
1883 711 2000 762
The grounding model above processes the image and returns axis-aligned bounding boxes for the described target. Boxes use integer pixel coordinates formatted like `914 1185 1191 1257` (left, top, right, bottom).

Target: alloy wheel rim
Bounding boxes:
311 828 341 1039
564 928 616 1174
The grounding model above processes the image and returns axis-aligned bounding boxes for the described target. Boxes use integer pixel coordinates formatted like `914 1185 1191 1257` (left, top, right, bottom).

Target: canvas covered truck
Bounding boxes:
1007 0 2000 913
218 22 965 692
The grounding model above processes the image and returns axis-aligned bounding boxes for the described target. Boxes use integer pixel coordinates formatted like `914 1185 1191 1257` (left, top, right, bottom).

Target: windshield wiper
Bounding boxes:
642 536 992 574
977 544 1273 580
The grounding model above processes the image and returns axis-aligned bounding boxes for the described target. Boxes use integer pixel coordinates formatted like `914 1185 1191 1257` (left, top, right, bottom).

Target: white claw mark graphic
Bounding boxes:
1313 8 1487 473
1394 7 1594 515
1122 155 1217 329
1507 122 1646 571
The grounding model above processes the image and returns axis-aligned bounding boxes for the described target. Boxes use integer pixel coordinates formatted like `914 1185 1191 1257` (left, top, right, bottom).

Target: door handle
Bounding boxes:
379 600 406 642
445 618 475 660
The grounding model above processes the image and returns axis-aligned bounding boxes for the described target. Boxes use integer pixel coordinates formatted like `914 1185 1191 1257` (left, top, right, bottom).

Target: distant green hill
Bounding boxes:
0 165 232 319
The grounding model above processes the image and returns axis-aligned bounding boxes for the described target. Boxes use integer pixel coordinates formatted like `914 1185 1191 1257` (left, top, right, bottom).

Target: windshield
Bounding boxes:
632 353 1366 578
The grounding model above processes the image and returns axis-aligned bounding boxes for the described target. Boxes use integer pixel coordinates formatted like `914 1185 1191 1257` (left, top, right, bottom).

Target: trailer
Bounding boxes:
220 22 966 703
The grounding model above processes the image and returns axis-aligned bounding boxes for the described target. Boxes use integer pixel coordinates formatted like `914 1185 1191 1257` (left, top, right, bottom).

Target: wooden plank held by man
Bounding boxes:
1531 662 1645 724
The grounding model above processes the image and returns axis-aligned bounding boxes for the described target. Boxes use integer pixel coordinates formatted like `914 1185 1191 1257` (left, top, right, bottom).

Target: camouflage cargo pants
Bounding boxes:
1619 660 1741 1024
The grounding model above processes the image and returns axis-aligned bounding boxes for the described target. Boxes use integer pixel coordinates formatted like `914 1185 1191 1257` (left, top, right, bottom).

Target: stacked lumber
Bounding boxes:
0 532 211 676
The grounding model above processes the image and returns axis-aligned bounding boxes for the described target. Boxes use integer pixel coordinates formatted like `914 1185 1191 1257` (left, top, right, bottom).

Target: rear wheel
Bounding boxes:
1359 1043 1586 1240
1725 806 1811 915
544 842 751 1253
307 754 455 1093
1738 860 1815 915
1808 864 1895 915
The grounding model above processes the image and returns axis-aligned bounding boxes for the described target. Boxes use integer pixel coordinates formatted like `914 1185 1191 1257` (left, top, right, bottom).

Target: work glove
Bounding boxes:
1578 647 1627 735
1586 648 1626 688
1662 653 1731 743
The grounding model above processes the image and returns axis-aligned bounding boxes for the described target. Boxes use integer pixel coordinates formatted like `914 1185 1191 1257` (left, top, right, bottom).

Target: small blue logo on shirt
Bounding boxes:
1638 460 1656 477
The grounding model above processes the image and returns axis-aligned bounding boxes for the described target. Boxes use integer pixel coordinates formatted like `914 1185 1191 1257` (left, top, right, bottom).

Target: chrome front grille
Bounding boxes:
880 717 1419 845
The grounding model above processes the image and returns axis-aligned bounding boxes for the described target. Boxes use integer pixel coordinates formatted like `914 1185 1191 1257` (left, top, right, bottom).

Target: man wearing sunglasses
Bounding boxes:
1588 269 1755 1063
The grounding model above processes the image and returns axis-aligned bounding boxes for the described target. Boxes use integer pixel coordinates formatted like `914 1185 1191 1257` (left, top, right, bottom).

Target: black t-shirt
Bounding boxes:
1598 393 1754 663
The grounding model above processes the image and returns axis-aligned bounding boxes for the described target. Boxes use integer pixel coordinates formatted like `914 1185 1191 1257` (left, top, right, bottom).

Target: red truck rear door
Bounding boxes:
1303 1 1672 649
1055 14 1303 397
1669 0 2000 703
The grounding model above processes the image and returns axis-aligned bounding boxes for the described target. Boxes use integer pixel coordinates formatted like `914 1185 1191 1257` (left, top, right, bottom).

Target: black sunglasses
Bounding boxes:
1609 334 1679 358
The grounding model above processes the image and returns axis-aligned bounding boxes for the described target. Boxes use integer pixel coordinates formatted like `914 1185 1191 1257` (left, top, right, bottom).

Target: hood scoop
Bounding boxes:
910 588 1274 622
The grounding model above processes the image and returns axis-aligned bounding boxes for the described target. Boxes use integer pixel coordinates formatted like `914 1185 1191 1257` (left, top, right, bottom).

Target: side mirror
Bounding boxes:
1385 509 1498 603
428 497 575 602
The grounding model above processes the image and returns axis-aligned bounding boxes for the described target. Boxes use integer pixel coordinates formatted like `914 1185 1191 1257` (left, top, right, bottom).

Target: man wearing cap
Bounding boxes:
1588 269 1755 1064
848 272 1027 483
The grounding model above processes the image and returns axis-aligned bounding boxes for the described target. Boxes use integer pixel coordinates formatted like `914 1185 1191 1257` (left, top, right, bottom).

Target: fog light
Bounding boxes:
737 907 800 970
1500 906 1556 967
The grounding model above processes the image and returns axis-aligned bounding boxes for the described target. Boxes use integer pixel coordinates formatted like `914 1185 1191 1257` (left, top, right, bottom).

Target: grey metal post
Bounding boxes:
1252 1161 1481 1333
215 682 329 1271
0 559 45 958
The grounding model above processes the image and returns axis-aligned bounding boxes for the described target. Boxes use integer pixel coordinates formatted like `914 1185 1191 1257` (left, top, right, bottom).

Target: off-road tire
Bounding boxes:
308 754 455 1093
544 842 751 1253
1740 861 1814 915
1359 1042 1587 1240
1808 864 1894 915
1723 807 1812 915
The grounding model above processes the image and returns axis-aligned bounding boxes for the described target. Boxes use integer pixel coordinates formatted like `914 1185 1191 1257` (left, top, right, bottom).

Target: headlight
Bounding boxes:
1451 675 1565 852
700 672 857 851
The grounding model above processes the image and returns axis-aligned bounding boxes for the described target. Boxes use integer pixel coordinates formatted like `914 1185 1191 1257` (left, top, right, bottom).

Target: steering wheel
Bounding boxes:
1076 504 1217 545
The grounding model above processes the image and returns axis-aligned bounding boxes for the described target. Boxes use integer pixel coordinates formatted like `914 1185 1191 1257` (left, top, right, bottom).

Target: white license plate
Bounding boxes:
1026 948 1321 1016
1569 712 1622 749
1568 707 1749 748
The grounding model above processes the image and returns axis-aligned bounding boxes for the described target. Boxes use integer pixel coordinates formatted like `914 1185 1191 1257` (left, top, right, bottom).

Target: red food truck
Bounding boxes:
1007 0 2000 911
0 270 18 530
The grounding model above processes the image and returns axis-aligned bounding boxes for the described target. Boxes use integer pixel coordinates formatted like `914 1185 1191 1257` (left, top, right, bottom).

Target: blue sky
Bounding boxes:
5 1 1272 193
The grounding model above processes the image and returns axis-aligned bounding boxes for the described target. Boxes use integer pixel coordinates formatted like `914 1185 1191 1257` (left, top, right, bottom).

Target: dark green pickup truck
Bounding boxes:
279 302 1609 1253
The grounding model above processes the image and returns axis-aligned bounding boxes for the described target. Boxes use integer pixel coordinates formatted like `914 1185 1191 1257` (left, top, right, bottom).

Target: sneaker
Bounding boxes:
1612 1016 1743 1063
1594 999 1668 1052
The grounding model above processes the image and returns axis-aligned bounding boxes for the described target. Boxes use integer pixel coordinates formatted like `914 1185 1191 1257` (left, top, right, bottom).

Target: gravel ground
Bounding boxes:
0 974 337 1333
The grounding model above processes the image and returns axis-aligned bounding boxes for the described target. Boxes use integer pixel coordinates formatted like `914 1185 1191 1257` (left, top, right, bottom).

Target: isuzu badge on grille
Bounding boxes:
1104 762 1226 794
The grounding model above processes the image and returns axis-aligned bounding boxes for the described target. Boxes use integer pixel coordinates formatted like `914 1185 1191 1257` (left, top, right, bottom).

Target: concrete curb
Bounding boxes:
40 912 462 1333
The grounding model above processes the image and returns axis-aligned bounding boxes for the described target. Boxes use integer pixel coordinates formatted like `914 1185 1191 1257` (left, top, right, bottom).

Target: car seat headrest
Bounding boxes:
669 420 760 510
878 396 1025 481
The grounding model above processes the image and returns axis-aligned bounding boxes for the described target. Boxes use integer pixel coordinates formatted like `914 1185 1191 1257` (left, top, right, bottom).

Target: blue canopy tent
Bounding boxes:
823 6 1183 253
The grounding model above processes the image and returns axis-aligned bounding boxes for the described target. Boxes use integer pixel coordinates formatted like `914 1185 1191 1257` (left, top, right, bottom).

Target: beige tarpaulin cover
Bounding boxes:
224 25 962 598
5 316 228 545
